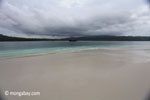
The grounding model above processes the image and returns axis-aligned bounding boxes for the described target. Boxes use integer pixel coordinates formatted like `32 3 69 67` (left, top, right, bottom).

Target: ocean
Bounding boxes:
0 41 150 57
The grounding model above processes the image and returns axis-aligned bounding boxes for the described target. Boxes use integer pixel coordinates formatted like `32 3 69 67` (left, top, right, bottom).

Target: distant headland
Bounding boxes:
1 34 150 41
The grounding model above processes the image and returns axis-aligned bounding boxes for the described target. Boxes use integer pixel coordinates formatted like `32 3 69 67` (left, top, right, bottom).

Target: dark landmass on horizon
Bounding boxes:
1 34 150 41
0 34 51 41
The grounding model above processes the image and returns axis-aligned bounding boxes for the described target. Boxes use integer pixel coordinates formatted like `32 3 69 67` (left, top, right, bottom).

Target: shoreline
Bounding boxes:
0 47 118 60
0 45 146 60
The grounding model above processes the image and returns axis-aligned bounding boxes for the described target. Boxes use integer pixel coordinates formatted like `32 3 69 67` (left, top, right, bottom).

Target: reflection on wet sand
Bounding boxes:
0 48 150 100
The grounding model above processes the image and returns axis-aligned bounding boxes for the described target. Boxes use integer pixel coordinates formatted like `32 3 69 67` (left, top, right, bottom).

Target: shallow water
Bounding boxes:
0 41 150 57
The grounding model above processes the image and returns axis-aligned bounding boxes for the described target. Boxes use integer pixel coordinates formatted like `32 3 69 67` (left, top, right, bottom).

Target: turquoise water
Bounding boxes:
0 41 150 57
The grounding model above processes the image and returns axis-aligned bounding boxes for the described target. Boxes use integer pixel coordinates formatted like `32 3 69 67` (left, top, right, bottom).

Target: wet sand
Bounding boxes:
0 47 150 100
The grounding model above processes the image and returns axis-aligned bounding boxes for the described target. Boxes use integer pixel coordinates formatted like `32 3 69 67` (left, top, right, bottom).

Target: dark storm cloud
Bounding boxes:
15 13 137 37
0 6 135 37
0 0 150 38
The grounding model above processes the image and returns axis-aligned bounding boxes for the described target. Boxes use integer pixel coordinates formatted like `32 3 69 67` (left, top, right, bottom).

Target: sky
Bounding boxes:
0 0 150 38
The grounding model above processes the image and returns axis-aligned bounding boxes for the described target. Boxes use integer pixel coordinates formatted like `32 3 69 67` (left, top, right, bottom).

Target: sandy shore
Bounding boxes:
0 47 150 100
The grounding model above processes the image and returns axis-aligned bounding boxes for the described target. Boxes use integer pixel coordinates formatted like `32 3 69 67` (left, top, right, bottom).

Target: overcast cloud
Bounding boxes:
0 0 150 38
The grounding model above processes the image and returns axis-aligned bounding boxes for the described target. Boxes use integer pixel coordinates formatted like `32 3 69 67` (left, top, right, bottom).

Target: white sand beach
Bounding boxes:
0 47 150 100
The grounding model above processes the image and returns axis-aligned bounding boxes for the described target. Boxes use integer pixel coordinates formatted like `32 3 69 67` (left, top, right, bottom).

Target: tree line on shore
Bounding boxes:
1 34 150 41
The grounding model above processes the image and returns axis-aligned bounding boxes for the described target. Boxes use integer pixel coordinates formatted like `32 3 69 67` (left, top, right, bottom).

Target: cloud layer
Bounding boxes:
0 0 150 38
